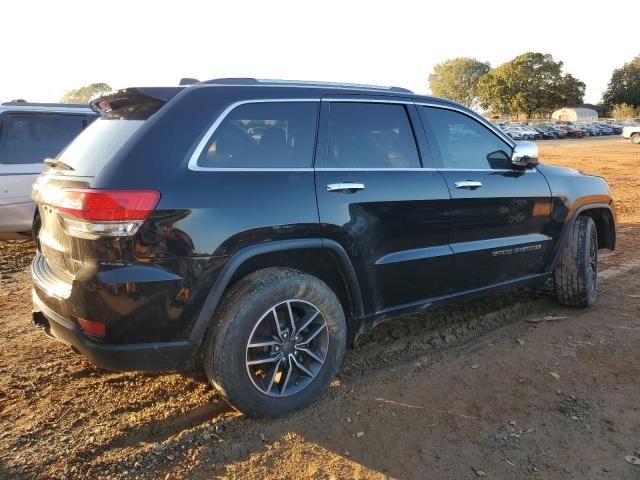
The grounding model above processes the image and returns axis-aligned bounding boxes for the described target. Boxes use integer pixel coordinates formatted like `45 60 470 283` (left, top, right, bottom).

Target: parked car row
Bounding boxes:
494 120 631 141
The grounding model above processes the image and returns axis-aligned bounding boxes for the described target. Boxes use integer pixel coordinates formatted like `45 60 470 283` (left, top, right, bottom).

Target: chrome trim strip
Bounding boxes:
450 234 551 254
321 97 411 104
438 168 538 173
189 168 314 172
187 99 320 172
375 245 453 265
316 167 432 172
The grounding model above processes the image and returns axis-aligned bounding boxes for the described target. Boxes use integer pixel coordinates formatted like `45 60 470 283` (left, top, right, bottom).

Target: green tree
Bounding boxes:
602 55 640 109
60 83 112 103
611 103 639 119
554 73 586 109
428 58 490 108
478 52 585 117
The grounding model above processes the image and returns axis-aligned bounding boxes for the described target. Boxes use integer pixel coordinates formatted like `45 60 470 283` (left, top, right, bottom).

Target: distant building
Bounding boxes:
578 104 605 116
551 107 598 122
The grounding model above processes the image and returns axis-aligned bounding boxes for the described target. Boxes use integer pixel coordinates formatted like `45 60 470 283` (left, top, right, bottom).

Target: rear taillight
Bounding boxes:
51 189 160 239
77 317 106 337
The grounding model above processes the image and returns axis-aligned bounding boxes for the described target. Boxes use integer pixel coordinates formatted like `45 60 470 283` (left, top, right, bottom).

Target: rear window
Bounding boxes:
197 102 318 169
0 113 92 165
54 118 144 176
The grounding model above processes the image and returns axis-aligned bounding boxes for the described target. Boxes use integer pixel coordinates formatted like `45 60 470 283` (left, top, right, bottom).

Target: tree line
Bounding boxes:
428 53 640 119
59 54 640 120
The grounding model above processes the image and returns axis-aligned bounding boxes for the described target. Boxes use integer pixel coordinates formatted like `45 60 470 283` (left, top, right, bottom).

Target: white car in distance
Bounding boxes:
622 124 640 144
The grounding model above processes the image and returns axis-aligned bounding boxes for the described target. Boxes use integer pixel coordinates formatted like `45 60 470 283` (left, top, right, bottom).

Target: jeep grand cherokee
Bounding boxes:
31 79 616 417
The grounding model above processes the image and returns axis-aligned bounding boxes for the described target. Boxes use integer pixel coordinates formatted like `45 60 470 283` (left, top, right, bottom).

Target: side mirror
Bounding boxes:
511 141 539 168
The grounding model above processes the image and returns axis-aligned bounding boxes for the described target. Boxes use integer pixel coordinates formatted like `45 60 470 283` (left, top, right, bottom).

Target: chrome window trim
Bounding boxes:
188 96 518 172
438 167 538 173
187 98 320 172
316 167 432 172
190 167 314 172
321 97 412 104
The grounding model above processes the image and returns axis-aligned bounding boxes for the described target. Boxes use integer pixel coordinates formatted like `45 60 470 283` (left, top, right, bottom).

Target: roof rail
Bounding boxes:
1 101 93 109
199 78 413 93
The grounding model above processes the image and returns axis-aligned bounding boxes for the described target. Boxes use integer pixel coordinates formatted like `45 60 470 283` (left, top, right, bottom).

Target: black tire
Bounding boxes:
203 267 347 417
631 133 640 145
553 215 598 307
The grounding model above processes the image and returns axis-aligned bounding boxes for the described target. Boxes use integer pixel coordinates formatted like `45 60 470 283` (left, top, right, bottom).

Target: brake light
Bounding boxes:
52 189 160 238
56 189 159 221
77 317 106 337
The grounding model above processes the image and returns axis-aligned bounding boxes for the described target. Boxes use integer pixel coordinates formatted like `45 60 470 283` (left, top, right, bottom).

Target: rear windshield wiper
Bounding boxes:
45 158 75 171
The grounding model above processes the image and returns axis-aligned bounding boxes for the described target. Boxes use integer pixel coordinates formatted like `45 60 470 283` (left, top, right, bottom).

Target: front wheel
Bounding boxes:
631 133 640 144
203 268 347 417
553 215 598 307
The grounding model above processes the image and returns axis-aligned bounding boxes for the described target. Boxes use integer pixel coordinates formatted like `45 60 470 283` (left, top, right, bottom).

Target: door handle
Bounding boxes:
326 182 365 193
454 180 483 189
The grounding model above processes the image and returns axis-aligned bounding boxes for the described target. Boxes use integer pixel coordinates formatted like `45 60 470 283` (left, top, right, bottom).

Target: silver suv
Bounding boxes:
0 101 98 238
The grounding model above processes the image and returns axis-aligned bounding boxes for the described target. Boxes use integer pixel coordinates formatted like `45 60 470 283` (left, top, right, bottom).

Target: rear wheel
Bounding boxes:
631 133 640 144
203 268 347 417
553 215 598 307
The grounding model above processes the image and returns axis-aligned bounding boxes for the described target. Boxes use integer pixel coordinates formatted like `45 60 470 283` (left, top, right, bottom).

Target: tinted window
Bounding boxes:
0 114 91 165
55 118 144 176
197 102 318 168
327 103 420 168
421 107 512 169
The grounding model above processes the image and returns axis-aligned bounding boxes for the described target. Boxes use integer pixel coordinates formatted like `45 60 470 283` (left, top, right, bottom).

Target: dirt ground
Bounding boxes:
1 137 639 480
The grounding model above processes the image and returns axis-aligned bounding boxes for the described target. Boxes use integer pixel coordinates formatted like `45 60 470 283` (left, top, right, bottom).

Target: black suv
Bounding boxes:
31 79 616 417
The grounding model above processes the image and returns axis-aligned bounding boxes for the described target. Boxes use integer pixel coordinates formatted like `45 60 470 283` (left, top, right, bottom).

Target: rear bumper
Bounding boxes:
32 289 198 372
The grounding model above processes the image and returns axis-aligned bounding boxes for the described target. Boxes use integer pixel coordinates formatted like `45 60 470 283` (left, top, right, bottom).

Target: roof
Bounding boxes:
198 78 414 94
191 77 466 110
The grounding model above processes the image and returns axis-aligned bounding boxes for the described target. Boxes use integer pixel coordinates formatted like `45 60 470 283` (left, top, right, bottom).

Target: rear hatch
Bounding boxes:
33 88 181 288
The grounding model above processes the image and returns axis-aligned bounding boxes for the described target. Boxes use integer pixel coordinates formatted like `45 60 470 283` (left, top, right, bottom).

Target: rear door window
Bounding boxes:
326 102 421 169
197 102 319 169
0 113 92 165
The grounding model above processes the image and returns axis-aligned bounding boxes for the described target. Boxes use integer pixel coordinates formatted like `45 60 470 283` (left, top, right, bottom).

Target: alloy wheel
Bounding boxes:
245 299 329 397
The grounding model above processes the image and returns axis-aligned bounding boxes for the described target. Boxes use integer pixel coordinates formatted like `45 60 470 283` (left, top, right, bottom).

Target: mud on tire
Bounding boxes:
203 267 347 417
553 215 598 307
